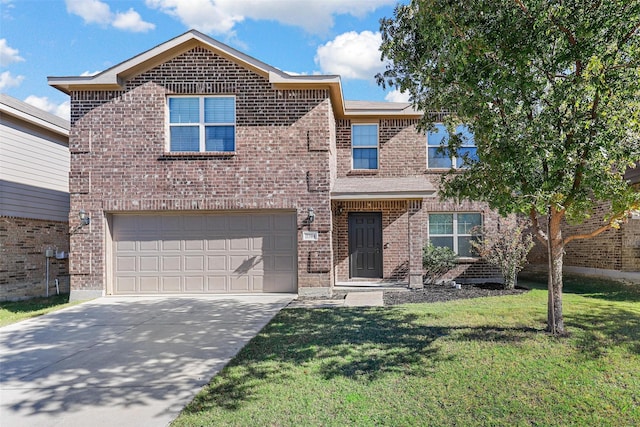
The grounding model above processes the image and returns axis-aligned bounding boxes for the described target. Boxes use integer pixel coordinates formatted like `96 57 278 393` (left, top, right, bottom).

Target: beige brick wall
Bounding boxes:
68 46 334 294
0 216 70 300
528 203 640 273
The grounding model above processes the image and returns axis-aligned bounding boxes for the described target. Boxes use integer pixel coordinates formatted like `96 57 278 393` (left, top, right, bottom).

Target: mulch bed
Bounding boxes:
383 283 529 306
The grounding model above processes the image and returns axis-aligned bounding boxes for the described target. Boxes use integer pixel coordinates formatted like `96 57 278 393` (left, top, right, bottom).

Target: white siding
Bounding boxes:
0 110 70 222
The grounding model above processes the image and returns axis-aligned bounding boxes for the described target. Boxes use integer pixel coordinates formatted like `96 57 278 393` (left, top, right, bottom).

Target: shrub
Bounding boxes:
471 217 534 289
422 242 457 284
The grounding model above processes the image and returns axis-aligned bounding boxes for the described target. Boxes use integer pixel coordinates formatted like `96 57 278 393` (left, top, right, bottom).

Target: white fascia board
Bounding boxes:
331 192 436 200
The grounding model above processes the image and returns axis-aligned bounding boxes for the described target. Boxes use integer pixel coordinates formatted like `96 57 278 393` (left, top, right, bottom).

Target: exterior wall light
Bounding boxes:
79 209 91 227
307 207 315 223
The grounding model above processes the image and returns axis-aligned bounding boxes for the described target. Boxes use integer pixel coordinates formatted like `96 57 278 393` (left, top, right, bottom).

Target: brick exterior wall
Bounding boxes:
528 202 640 273
68 46 334 295
333 118 503 284
0 217 70 300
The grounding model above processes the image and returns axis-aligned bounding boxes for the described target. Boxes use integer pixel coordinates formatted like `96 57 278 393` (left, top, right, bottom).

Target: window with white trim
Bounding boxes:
427 123 477 168
168 96 235 152
352 123 379 170
429 212 482 257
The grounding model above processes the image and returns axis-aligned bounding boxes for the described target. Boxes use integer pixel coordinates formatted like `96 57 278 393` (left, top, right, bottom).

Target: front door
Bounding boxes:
349 213 382 278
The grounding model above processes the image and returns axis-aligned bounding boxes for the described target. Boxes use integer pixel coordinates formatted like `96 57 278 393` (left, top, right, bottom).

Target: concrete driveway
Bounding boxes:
0 294 294 427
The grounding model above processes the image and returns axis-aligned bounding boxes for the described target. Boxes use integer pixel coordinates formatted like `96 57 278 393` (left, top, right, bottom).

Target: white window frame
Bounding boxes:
427 123 477 169
166 95 236 153
428 212 483 257
351 123 379 170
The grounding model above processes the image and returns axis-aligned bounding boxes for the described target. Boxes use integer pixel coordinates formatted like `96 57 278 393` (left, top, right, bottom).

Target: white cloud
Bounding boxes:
0 70 24 90
113 9 156 32
314 31 386 80
0 39 24 66
24 96 71 120
66 0 155 32
145 0 395 35
65 0 111 25
145 0 243 35
385 89 411 103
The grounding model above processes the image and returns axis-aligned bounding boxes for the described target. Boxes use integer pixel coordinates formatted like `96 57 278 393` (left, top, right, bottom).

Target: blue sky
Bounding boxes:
0 0 409 120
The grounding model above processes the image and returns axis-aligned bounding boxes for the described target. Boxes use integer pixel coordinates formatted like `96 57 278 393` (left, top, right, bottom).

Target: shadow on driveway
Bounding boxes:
0 295 293 427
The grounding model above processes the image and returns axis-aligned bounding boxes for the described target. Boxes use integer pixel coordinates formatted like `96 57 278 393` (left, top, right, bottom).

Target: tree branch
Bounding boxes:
563 211 629 245
530 208 548 244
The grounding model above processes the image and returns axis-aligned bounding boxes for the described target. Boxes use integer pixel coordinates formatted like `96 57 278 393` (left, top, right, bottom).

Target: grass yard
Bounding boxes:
173 277 640 426
0 294 75 327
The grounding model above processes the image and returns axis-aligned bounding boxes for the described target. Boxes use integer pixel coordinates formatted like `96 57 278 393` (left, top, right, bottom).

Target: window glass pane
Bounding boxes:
352 124 378 147
205 126 235 151
353 148 378 169
456 125 475 146
429 214 453 234
457 213 482 234
427 123 449 146
428 147 452 168
430 237 454 251
458 236 474 257
169 98 199 123
170 126 199 151
204 97 235 123
456 147 478 168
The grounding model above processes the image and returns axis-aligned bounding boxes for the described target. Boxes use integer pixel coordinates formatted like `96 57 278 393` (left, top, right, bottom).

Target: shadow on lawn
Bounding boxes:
186 307 542 413
567 306 640 357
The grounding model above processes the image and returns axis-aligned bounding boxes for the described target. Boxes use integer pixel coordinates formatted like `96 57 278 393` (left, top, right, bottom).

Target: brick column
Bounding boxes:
408 199 425 289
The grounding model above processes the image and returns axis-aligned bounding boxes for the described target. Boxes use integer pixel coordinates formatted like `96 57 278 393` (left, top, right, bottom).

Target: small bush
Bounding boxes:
423 242 457 284
471 217 534 289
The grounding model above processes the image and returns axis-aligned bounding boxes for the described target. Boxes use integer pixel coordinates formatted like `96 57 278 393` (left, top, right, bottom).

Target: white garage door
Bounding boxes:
112 212 297 294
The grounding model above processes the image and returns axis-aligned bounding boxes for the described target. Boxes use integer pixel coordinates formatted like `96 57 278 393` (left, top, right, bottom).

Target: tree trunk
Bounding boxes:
546 208 565 335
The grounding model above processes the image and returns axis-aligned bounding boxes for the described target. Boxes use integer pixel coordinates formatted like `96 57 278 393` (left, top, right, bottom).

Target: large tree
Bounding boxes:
378 0 640 334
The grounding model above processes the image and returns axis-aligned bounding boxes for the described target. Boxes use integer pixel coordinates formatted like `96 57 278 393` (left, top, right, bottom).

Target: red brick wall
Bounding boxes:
335 118 425 177
68 46 334 293
0 216 70 300
529 203 640 273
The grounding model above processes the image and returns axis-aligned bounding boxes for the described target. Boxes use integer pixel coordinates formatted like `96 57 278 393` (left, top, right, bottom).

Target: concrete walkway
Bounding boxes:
0 294 293 427
286 291 386 308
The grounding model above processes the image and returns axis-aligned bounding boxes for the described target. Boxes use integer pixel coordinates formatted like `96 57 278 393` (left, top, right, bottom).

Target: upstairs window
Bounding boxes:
429 212 482 257
427 124 477 168
168 96 235 152
352 124 379 170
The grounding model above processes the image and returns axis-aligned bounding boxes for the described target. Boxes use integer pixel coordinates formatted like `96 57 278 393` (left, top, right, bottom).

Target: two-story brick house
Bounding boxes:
49 30 499 300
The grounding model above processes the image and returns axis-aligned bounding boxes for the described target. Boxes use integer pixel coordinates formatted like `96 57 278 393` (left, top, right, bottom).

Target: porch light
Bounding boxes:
307 207 315 223
79 210 90 227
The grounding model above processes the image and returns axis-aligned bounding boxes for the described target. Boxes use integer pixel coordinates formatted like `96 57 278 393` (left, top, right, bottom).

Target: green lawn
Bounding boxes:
173 277 640 426
0 294 75 327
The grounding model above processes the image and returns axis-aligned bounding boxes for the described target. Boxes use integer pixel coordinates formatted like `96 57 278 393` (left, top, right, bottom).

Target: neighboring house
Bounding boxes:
0 94 70 300
48 30 502 300
527 165 640 282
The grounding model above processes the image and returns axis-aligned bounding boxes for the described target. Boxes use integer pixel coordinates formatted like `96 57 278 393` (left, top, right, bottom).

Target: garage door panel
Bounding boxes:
139 256 159 272
185 276 204 292
207 239 226 250
184 256 205 272
140 277 160 292
139 240 160 251
116 277 136 293
162 256 181 271
161 277 181 292
116 256 136 272
112 212 296 295
116 241 136 251
229 238 250 251
230 275 249 291
184 240 204 251
207 276 227 291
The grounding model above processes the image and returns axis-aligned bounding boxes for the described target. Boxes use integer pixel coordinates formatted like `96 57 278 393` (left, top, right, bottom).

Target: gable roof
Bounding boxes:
48 30 421 120
0 93 69 138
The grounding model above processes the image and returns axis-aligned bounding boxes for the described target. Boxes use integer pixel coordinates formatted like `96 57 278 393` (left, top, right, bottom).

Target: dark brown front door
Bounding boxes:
349 213 382 278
